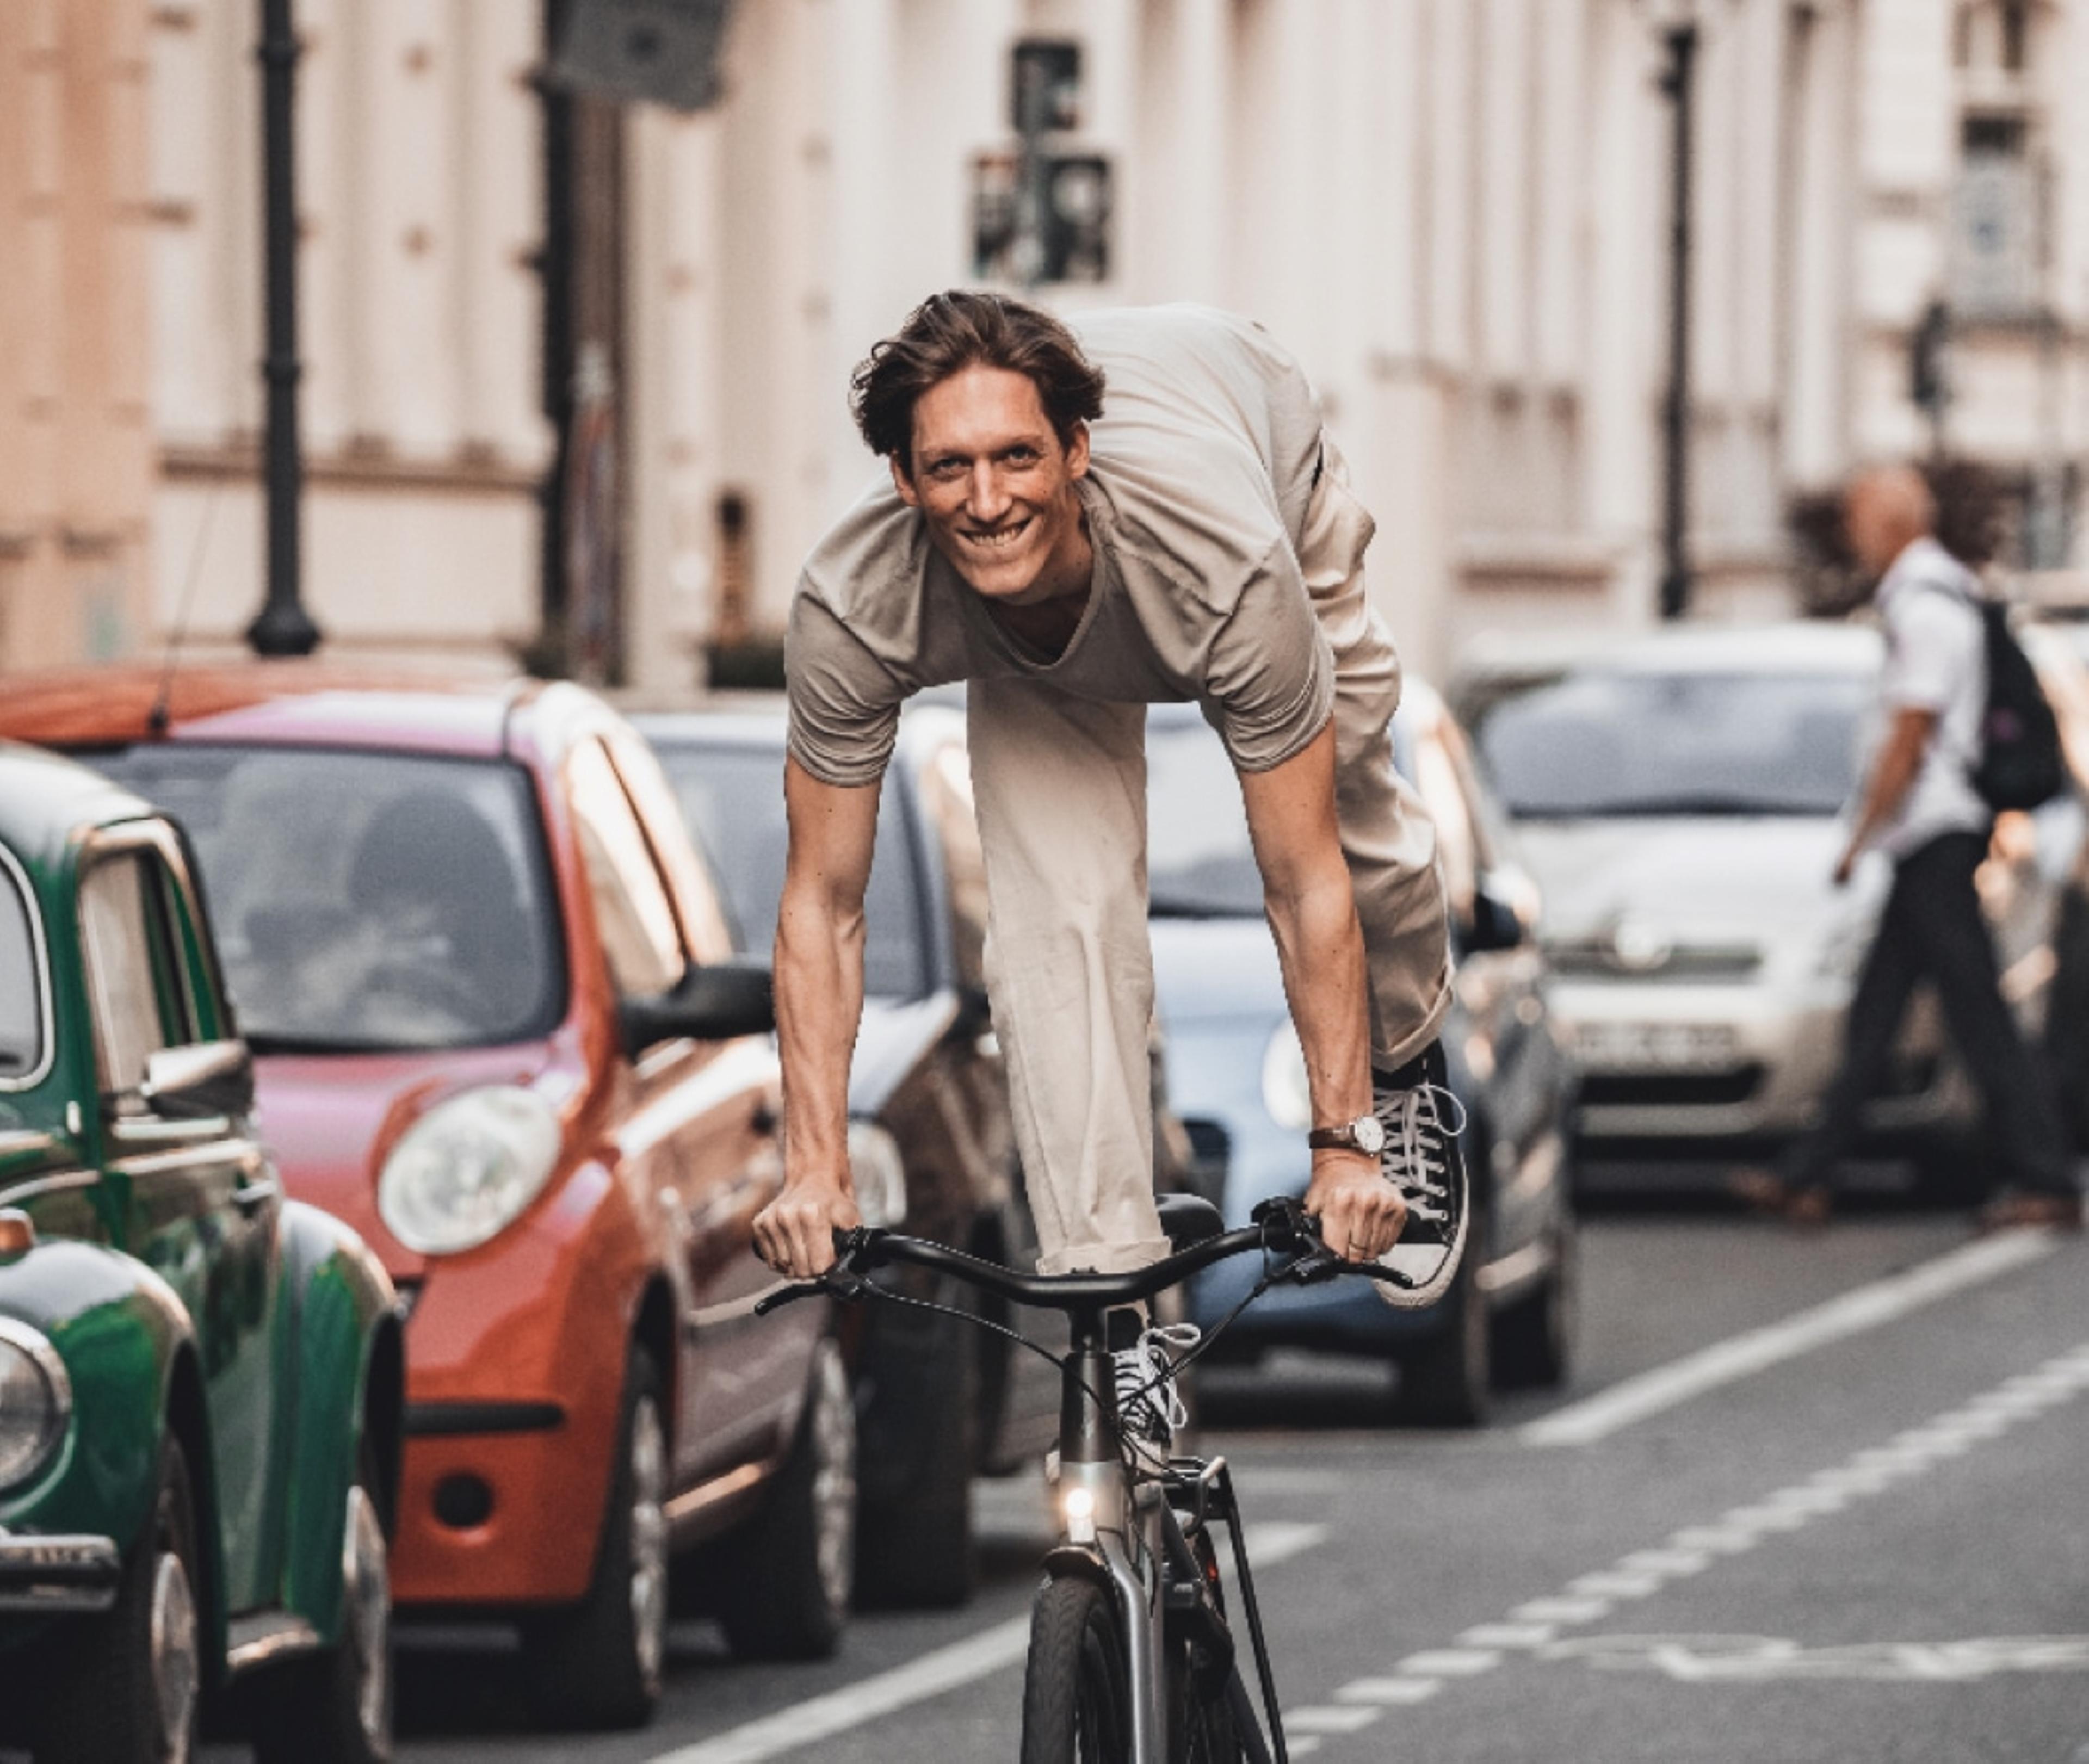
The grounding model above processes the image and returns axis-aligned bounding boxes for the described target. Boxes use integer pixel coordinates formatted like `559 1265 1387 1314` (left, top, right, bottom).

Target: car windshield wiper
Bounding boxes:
1517 793 1835 819
1148 892 1260 919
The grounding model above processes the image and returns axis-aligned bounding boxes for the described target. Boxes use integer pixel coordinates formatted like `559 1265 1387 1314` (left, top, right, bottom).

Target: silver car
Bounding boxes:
1452 622 2076 1191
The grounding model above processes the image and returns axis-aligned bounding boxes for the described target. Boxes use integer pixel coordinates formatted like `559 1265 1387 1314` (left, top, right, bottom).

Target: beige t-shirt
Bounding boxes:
785 304 1338 788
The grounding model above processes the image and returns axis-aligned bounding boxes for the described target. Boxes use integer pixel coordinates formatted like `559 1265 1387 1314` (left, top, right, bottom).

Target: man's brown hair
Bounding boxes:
850 290 1107 469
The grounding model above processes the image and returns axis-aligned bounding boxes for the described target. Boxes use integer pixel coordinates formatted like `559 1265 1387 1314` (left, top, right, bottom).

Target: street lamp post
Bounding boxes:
247 0 320 657
1657 20 1697 622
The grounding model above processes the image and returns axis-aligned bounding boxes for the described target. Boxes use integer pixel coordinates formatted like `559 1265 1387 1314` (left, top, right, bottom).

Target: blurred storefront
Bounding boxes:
6 1 2089 685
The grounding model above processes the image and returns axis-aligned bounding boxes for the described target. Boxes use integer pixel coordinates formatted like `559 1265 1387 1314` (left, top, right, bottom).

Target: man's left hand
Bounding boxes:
1303 1149 1406 1261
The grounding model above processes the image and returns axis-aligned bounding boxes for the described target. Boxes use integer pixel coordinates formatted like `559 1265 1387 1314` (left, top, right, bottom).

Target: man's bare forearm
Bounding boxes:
1263 868 1373 1129
1842 708 1937 866
773 886 866 1190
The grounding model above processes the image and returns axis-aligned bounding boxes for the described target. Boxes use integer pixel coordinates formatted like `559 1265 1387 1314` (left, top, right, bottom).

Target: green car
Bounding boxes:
0 742 404 1764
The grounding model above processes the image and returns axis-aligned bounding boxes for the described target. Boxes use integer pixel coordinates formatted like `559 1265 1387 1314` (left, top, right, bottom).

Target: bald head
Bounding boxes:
1844 463 1936 577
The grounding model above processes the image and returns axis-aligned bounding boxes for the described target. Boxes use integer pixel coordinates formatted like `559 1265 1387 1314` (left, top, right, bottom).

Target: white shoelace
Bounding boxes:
1374 1080 1468 1225
1114 1322 1202 1439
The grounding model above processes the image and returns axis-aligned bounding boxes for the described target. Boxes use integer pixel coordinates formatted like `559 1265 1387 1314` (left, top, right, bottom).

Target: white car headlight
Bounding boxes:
378 1086 563 1256
847 1122 908 1230
1260 1022 1312 1132
0 1319 71 1490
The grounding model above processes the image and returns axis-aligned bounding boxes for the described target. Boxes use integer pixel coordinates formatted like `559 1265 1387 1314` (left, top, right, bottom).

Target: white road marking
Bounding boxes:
1299 1340 2089 1753
1456 1623 1557 1649
1335 1676 1442 1705
1521 1229 2059 1446
647 1522 1329 1764
1286 1705 1383 1733
1393 1648 1500 1676
1543 1633 2089 1683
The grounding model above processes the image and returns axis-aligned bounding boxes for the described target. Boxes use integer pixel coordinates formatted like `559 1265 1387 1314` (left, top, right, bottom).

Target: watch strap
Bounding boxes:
1308 1123 1360 1152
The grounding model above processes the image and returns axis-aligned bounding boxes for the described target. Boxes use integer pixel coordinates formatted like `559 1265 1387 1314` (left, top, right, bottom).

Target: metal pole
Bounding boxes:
246 0 320 656
1658 24 1697 622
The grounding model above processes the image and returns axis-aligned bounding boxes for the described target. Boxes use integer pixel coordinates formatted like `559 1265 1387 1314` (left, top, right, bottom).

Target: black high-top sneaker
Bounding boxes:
1370 1041 1470 1309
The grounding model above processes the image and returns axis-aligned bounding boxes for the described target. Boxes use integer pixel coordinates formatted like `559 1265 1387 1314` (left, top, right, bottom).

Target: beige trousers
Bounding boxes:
968 445 1454 1275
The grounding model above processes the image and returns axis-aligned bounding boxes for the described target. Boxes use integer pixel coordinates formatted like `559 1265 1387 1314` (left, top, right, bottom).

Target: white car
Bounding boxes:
1452 622 2079 1194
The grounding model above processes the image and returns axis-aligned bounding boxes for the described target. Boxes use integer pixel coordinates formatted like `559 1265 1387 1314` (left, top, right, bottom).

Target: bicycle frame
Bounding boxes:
757 1199 1385 1762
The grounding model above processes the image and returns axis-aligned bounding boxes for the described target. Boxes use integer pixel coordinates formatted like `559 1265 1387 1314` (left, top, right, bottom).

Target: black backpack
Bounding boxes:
1939 585 2066 811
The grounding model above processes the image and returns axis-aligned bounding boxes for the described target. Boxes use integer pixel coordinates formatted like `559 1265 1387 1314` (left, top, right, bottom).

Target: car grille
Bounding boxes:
1579 1066 1766 1107
1546 942 1762 982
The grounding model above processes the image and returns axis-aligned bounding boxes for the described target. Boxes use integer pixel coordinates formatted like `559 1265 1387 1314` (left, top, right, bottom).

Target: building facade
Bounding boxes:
5 0 2088 687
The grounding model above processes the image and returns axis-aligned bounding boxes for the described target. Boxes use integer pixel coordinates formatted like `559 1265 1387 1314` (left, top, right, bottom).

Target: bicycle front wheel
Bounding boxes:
1021 1574 1133 1764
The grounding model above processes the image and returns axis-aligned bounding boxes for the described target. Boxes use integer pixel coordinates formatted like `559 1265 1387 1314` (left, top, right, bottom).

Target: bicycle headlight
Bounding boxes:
378 1085 562 1255
1061 1484 1097 1545
0 1320 71 1491
846 1122 908 1230
1260 1022 1312 1132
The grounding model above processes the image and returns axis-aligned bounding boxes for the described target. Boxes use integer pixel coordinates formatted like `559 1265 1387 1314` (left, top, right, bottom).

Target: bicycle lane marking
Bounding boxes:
1272 1340 2089 1753
1521 1227 2058 1447
647 1521 1331 1764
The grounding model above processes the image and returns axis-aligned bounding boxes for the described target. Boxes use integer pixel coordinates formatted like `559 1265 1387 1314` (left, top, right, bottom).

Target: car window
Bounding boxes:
567 738 687 998
1146 717 1262 917
78 852 187 1101
86 745 564 1053
1469 670 1871 819
918 737 988 994
1408 724 1479 924
603 731 736 964
0 856 44 1080
653 739 928 1000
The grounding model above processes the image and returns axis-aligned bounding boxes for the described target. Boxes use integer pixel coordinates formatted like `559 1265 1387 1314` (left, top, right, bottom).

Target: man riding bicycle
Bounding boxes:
754 294 1465 1456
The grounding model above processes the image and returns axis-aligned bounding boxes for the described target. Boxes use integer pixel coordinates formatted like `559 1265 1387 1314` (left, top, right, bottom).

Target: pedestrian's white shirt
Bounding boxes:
1870 535 1989 859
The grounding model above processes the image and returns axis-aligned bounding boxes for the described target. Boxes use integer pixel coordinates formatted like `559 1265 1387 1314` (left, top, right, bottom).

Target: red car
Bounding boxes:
0 665 853 1730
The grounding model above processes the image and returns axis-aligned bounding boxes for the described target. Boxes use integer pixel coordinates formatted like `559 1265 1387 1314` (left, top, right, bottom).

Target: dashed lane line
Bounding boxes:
1296 1339 2089 1750
647 1522 1330 1764
1521 1227 2059 1447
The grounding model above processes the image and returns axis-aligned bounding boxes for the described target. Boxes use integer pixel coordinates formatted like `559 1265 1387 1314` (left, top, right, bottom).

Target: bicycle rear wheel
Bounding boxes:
1021 1574 1133 1764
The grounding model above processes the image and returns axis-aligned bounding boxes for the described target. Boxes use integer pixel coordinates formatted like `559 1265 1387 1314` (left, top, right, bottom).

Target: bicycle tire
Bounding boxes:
1021 1574 1133 1764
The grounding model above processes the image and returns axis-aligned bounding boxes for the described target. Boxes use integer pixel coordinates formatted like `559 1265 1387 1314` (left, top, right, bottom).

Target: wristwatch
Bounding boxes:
1308 1113 1386 1157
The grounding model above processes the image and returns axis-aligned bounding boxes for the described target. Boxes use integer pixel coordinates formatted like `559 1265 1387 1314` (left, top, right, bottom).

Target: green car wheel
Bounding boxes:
40 1433 203 1764
251 1447 394 1764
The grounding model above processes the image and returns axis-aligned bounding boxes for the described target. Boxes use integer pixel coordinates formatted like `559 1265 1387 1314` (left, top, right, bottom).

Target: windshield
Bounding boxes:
84 746 564 1053
653 742 927 1000
1469 671 1869 819
1146 717 1264 917
0 860 41 1078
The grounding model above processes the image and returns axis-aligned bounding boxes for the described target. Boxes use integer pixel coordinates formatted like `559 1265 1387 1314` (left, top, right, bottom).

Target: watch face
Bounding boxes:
1354 1115 1386 1156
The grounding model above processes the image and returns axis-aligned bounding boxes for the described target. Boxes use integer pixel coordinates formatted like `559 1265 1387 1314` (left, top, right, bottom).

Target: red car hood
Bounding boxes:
251 1041 570 1277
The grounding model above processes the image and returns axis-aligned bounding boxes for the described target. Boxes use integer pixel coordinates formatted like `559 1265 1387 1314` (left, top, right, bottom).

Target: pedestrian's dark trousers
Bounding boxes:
1788 830 2075 1197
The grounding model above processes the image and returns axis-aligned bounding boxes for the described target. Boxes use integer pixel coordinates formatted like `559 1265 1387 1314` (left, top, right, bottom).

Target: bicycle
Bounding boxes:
757 1191 1413 1763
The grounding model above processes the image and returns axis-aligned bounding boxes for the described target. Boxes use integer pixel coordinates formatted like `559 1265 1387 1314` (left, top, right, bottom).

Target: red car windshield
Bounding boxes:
85 745 565 1053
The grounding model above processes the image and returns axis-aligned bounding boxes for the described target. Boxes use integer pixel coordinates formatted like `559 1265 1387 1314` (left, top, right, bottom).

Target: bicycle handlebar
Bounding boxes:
755 1196 1412 1317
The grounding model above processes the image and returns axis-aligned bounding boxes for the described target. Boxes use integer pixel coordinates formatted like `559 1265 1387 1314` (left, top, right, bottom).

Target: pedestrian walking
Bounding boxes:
1741 462 2081 1230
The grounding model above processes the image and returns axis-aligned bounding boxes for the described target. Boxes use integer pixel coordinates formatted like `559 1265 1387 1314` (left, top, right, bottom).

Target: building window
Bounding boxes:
1952 113 2037 319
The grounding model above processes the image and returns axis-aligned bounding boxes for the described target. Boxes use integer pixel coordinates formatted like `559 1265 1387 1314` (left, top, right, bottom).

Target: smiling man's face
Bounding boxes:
892 364 1092 606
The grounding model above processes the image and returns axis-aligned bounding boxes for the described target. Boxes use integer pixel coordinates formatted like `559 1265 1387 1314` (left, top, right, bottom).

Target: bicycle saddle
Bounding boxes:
1156 1192 1225 1251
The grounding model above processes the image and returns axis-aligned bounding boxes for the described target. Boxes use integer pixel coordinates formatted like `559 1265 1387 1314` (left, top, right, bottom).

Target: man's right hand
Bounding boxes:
753 1177 863 1278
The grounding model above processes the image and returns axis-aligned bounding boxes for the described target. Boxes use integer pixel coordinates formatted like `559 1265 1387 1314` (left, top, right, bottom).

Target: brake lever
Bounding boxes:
752 1225 888 1317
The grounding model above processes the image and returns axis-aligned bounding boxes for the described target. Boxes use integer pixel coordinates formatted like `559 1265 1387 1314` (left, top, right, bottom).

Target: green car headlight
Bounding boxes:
377 1085 563 1256
0 1318 72 1491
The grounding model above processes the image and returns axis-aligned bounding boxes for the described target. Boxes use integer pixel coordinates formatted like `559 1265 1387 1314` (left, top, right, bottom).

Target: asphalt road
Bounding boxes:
212 1199 2089 1763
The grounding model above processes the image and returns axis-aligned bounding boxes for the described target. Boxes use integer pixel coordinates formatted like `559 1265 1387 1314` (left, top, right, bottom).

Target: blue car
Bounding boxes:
1147 684 1578 1425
